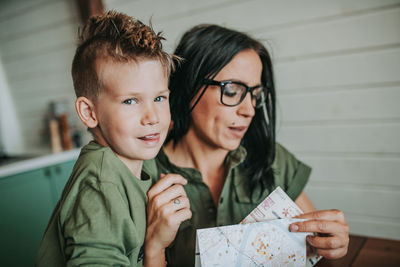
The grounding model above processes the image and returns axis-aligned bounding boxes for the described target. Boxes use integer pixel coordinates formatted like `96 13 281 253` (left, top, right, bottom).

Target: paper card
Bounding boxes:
241 186 303 223
241 186 322 266
196 218 307 267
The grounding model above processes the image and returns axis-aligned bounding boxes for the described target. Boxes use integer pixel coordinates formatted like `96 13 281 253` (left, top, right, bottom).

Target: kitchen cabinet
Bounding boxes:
0 160 75 267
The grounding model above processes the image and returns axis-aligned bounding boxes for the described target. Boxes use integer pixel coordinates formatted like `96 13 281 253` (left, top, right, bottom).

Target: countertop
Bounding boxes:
0 148 80 178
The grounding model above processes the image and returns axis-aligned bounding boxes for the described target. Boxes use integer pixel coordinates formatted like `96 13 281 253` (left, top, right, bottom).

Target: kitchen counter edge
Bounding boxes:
0 149 80 178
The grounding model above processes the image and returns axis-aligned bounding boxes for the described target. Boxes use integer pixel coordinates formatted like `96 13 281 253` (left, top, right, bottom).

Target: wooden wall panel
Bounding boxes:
254 7 400 60
306 185 400 218
278 86 400 122
1 24 76 61
0 0 76 43
0 0 46 20
277 124 400 154
305 185 400 239
138 0 400 49
344 214 400 239
302 157 400 187
5 47 74 81
274 48 400 91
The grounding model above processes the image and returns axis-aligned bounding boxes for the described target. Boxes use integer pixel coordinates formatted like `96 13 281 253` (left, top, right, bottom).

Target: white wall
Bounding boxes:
103 0 400 240
0 0 399 239
0 0 84 155
0 52 24 155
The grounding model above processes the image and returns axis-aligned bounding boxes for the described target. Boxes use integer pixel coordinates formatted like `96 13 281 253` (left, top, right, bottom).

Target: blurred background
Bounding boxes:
0 0 399 265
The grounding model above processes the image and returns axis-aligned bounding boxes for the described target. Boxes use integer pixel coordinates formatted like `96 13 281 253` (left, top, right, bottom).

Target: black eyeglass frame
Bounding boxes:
203 78 266 108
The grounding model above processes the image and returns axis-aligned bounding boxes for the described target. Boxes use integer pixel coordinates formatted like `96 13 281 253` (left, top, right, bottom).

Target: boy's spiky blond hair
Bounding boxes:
71 10 173 99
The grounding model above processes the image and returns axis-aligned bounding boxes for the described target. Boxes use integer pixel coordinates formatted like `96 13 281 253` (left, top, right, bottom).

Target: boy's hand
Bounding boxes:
144 173 192 266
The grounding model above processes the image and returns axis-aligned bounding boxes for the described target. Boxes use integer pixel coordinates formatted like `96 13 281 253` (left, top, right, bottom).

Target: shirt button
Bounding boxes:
220 197 224 204
208 208 214 213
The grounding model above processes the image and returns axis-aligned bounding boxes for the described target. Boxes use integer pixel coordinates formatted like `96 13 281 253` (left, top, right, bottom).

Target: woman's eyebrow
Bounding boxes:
224 79 262 86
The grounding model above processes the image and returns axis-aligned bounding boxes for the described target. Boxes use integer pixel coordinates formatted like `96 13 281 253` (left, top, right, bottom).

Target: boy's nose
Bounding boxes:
141 103 159 125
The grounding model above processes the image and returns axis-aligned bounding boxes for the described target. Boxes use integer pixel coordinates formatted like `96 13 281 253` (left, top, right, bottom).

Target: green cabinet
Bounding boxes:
49 161 76 204
0 160 75 267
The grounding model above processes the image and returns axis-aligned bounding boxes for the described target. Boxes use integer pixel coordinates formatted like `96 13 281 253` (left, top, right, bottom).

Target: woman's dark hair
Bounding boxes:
168 24 276 194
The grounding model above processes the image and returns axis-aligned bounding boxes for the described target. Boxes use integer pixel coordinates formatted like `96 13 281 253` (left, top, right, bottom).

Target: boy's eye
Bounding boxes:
123 99 137 105
154 96 167 102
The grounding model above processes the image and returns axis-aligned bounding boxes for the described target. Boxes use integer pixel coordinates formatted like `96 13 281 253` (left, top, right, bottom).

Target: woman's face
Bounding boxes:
189 49 262 151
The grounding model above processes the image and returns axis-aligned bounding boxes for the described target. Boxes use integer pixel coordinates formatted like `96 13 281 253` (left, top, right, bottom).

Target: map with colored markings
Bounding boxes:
195 187 322 267
197 219 307 267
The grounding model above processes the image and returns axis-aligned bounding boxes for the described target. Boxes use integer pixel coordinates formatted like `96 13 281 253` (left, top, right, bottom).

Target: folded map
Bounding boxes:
195 187 322 267
241 187 322 266
196 218 308 267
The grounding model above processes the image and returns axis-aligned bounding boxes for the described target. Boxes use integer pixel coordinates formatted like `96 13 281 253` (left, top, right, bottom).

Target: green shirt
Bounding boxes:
36 141 152 267
143 143 311 267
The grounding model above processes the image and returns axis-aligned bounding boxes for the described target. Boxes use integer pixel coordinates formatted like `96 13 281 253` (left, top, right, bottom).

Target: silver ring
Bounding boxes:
173 198 181 205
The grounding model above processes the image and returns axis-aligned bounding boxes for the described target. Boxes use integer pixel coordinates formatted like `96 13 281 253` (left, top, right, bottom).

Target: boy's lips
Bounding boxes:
138 133 160 145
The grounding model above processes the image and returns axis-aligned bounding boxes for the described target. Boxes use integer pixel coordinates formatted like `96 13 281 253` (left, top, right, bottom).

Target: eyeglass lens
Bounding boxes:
222 83 264 107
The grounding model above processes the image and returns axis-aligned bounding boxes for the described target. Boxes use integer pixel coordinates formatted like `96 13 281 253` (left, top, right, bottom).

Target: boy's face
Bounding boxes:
93 58 170 165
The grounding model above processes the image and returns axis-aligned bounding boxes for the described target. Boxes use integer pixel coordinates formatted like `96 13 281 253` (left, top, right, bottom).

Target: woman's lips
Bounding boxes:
138 133 160 145
228 126 247 138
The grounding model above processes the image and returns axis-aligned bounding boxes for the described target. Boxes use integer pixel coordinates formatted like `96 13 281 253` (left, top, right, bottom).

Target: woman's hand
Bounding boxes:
289 209 349 259
144 173 192 267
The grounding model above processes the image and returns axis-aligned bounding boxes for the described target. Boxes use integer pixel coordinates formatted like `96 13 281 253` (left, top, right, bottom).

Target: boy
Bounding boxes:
36 11 181 266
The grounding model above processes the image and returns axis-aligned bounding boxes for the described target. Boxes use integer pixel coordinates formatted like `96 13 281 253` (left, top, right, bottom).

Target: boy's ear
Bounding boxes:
75 96 98 128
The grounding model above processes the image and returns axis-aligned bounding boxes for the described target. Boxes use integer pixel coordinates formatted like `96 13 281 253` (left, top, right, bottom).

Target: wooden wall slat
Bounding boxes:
5 48 74 81
277 124 400 154
306 186 400 219
0 0 76 43
1 24 76 61
0 0 47 21
278 86 400 122
342 215 400 240
147 0 400 48
254 7 400 59
301 157 400 187
274 48 400 91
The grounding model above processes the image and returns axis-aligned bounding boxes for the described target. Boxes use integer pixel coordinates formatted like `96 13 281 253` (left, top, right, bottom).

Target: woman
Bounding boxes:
144 24 349 266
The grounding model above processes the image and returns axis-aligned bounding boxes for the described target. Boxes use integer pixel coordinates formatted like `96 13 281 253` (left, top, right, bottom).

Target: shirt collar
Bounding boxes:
156 145 262 203
156 146 248 182
225 145 247 171
156 147 203 182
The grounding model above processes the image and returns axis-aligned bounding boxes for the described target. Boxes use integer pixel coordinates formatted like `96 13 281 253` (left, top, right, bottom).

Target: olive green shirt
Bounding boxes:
36 141 152 267
143 143 311 267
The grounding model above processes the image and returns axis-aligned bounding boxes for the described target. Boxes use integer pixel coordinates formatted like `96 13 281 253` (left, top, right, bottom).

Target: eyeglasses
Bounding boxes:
203 79 266 108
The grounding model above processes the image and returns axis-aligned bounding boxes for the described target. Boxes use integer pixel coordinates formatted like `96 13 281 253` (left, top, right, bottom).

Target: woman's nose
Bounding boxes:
237 92 255 117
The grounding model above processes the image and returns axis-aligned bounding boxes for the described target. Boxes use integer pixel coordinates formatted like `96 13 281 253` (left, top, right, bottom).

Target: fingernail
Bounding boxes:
290 224 298 232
